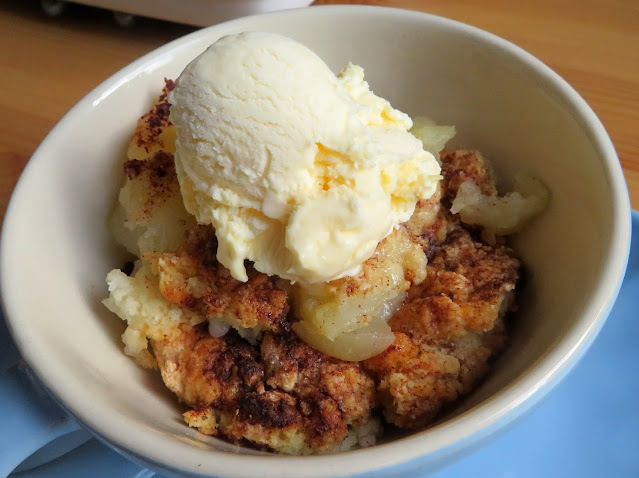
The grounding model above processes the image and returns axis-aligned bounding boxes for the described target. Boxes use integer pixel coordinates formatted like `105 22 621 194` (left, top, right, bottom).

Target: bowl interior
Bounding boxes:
1 6 628 478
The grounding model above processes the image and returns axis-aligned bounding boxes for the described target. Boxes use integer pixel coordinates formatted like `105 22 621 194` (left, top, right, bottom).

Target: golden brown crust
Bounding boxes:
145 226 289 332
261 333 376 429
152 325 376 453
427 225 520 306
363 150 520 429
364 333 463 427
153 325 261 409
363 223 519 429
440 149 497 201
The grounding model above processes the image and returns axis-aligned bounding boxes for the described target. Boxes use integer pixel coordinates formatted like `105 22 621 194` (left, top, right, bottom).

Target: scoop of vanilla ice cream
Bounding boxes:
169 32 441 284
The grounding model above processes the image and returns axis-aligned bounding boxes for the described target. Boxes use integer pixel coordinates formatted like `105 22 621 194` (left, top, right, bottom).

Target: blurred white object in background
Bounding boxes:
40 0 314 26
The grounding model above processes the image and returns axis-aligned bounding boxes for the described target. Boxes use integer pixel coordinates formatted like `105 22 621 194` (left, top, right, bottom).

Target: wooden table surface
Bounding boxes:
1 0 638 225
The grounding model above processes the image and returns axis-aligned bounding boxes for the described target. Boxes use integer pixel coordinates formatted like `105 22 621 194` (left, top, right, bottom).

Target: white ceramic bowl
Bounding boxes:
1 5 631 478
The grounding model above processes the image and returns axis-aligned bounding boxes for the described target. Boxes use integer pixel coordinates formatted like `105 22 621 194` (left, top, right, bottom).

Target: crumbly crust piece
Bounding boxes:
440 149 497 201
152 325 376 454
363 152 520 429
145 225 289 332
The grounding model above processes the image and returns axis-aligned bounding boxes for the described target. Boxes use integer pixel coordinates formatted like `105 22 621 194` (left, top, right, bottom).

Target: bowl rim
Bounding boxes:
1 4 631 477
